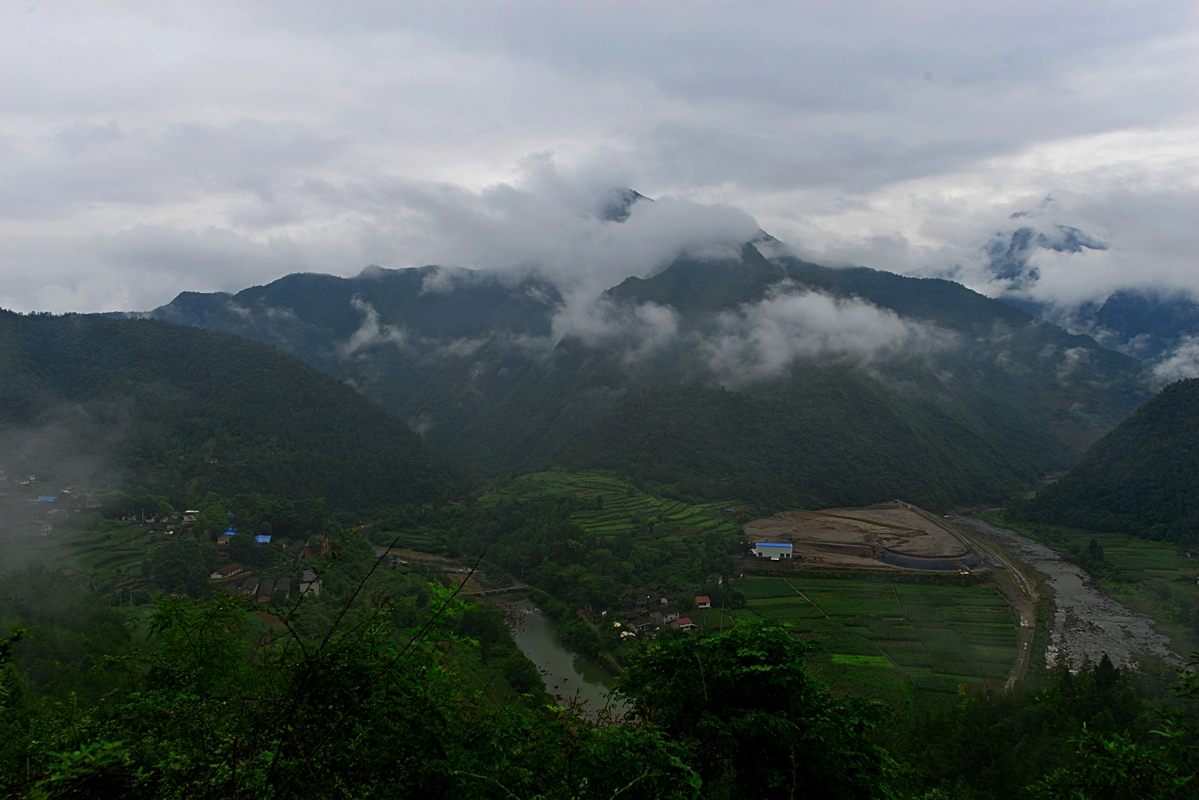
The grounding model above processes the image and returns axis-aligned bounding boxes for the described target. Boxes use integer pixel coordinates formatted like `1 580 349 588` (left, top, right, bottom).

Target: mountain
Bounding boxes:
443 246 1150 508
0 310 452 511
146 267 561 445
145 238 1151 510
958 223 1199 380
1019 377 1199 542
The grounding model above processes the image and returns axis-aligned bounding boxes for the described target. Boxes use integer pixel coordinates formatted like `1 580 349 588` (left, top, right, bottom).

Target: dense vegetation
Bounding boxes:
145 246 1151 511
556 371 1058 511
1017 378 1199 543
1 565 1196 798
0 310 452 512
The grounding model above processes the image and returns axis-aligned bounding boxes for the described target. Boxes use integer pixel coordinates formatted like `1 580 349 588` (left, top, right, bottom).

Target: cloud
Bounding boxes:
0 1 1195 314
1154 337 1199 383
340 297 409 357
698 282 949 387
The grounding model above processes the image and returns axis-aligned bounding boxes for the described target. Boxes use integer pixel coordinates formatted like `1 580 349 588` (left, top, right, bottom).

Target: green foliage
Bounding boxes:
1019 378 1199 543
887 655 1178 799
617 622 899 799
0 309 453 513
1031 654 1199 800
0 570 133 700
0 580 699 799
145 536 214 595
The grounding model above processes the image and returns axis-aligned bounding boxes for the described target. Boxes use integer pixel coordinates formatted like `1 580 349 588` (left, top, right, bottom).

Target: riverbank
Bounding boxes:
957 516 1182 670
487 595 626 717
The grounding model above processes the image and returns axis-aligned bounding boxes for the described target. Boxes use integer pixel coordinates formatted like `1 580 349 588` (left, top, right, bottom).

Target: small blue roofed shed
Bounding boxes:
254 534 272 546
37 496 57 503
751 542 793 560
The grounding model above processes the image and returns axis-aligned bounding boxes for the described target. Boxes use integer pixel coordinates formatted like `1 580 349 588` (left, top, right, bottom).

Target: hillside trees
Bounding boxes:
618 622 898 799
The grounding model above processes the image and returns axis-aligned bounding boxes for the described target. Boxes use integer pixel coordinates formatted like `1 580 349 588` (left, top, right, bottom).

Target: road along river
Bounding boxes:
953 516 1182 671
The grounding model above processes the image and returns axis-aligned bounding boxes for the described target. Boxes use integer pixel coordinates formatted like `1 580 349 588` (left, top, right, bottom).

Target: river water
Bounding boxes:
955 517 1182 670
490 597 626 716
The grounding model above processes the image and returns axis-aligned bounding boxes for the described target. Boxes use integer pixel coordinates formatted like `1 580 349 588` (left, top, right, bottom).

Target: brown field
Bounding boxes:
741 501 980 572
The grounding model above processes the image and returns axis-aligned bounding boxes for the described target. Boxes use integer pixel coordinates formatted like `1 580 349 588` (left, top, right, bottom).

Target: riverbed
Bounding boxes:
955 516 1182 670
489 597 626 716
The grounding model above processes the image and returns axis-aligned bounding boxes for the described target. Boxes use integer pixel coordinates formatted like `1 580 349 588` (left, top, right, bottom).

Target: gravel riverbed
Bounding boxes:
954 516 1182 670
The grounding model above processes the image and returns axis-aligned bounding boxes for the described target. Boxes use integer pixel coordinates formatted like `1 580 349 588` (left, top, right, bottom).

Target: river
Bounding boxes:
489 596 626 716
954 516 1182 670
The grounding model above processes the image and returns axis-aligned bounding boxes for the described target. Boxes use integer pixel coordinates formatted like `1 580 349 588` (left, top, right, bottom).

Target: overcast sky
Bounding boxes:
1 0 1196 313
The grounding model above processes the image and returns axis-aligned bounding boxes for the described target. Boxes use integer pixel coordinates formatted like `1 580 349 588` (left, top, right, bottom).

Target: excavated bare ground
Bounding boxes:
742 502 969 569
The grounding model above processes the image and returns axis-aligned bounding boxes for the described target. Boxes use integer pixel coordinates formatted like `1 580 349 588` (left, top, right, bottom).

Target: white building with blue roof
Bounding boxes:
751 542 793 560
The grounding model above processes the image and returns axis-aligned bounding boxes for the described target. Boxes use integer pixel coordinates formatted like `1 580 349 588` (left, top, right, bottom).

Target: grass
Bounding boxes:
487 469 744 540
720 574 1020 706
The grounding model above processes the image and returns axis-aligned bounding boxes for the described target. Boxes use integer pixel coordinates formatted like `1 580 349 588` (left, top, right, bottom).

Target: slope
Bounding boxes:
146 266 560 439
0 310 452 512
1020 377 1199 542
443 245 1149 508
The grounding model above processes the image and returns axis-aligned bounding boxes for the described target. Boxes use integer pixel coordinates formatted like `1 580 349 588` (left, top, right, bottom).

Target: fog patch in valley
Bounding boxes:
699 283 951 388
0 404 131 572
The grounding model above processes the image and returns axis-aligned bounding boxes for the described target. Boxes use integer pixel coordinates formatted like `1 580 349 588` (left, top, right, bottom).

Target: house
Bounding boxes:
210 563 244 580
275 576 291 599
29 520 52 535
239 576 258 597
299 569 322 597
255 579 275 603
751 542 793 560
628 616 656 632
675 617 698 631
695 595 712 609
620 587 667 612
288 540 306 558
706 573 723 586
254 534 272 546
652 607 680 625
182 511 199 526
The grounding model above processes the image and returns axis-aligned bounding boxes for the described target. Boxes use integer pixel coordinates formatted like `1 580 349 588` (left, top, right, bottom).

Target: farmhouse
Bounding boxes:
652 607 681 625
210 563 244 580
695 595 712 609
299 569 322 597
255 579 275 603
675 617 698 631
751 542 793 560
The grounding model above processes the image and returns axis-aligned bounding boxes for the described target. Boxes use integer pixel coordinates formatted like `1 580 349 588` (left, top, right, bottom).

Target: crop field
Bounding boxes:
703 574 1020 705
1 518 169 590
493 469 743 539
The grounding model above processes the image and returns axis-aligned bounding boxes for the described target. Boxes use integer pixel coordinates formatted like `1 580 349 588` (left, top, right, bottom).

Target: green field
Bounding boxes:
701 574 1020 706
2 517 172 591
486 469 744 538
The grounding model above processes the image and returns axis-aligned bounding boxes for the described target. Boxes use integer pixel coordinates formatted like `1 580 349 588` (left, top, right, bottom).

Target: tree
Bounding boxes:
616 622 898 799
1032 653 1199 800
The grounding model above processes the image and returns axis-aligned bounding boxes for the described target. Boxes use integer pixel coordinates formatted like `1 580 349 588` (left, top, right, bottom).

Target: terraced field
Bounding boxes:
702 574 1020 706
494 470 743 539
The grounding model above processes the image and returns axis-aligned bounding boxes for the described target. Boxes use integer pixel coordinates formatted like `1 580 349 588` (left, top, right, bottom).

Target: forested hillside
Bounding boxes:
0 310 451 511
441 248 1149 508
1019 377 1199 542
143 240 1151 510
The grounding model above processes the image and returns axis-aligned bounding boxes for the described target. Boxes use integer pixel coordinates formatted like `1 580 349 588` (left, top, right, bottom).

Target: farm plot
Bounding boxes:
733 575 1020 703
502 470 742 539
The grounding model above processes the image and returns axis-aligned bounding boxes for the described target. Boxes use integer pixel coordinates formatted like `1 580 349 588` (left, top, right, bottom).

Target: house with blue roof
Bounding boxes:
751 542 793 561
